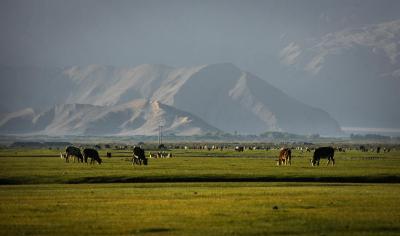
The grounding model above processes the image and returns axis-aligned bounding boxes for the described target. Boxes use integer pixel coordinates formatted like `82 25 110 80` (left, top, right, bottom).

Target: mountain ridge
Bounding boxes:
0 100 220 136
0 63 342 135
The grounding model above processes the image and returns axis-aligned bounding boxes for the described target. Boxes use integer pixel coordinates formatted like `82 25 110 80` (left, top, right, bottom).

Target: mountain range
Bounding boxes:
0 63 342 136
0 100 218 136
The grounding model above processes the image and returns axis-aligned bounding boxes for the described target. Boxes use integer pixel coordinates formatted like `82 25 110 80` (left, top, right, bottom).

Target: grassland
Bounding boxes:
0 147 400 235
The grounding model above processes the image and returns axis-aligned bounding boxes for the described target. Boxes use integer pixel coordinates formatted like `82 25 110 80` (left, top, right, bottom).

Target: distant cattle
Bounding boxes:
336 147 345 152
277 148 292 166
235 146 244 152
132 146 148 165
60 152 68 162
149 152 156 159
83 148 102 164
160 152 172 158
106 152 112 158
311 147 335 166
149 151 172 159
164 152 173 158
359 145 367 152
65 146 84 163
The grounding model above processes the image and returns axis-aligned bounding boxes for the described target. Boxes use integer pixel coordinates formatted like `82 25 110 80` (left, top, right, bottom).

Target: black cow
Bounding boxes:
311 147 335 166
132 146 148 165
106 152 112 158
83 148 102 164
359 145 367 152
235 146 244 152
65 146 84 163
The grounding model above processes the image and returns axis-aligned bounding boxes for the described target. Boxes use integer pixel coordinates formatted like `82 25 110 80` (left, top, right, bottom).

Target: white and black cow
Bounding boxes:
132 146 148 165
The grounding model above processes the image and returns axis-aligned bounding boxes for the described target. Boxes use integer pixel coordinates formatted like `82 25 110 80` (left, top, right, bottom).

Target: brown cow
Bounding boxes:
278 148 292 166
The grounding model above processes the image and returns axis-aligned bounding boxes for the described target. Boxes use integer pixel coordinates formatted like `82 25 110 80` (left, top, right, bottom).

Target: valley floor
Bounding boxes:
1 183 399 236
0 148 399 235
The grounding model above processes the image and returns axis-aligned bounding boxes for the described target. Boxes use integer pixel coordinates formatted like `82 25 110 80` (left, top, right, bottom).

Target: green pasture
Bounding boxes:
0 148 400 235
1 183 400 236
0 148 399 184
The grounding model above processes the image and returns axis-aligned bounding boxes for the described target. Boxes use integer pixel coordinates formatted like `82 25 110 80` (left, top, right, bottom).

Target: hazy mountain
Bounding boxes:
279 19 400 130
0 63 342 135
0 100 220 136
63 64 206 106
62 63 342 135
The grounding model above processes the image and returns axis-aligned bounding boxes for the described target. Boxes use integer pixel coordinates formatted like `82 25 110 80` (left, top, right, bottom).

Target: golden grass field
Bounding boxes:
0 147 399 235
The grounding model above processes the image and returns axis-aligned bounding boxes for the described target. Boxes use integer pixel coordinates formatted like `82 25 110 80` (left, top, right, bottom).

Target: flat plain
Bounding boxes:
0 147 399 235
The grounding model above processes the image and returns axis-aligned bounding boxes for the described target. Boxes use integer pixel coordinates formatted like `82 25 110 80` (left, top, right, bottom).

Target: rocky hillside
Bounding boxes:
0 100 219 136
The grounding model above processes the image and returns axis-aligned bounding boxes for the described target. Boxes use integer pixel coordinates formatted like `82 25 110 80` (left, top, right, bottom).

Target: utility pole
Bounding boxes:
158 124 163 145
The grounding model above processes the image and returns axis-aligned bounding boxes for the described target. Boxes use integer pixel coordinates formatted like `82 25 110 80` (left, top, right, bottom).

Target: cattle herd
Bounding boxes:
59 144 395 167
275 146 335 166
61 145 145 165
61 146 102 164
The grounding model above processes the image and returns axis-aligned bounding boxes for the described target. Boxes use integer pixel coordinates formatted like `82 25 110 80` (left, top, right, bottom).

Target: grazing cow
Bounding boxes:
311 147 335 166
376 147 381 153
277 148 292 166
106 152 112 158
132 146 148 165
65 146 84 163
83 148 102 164
235 146 244 152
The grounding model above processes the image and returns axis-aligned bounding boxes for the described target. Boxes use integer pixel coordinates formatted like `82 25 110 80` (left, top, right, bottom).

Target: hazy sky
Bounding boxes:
1 0 399 71
1 0 400 132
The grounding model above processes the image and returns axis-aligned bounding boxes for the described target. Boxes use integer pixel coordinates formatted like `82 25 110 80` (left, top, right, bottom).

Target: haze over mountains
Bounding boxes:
0 63 341 136
3 17 400 136
277 19 400 132
1 0 399 136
